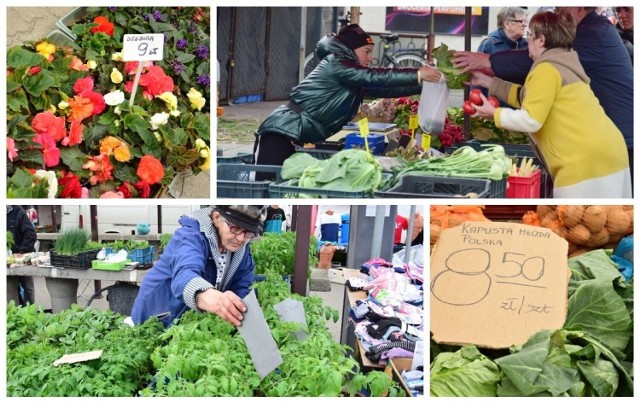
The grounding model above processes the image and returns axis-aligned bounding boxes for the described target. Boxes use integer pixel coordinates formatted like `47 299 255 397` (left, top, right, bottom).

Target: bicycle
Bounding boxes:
378 33 426 68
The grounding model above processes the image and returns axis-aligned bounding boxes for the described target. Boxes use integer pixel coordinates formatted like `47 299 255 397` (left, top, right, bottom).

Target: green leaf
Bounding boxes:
22 71 57 97
430 345 500 397
60 147 88 173
564 280 632 353
7 47 45 69
165 127 187 146
8 168 35 189
7 90 29 113
194 112 210 140
431 43 469 89
113 163 138 184
7 77 21 93
576 359 618 397
175 51 196 64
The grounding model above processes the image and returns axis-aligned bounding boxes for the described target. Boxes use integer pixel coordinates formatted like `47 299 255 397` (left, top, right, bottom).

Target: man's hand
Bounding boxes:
452 51 494 76
195 289 247 326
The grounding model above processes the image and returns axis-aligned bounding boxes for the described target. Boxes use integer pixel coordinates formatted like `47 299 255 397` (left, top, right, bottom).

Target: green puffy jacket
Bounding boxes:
256 34 423 144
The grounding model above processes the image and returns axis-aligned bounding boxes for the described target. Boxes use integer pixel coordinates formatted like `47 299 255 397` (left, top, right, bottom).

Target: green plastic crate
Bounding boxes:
92 259 132 271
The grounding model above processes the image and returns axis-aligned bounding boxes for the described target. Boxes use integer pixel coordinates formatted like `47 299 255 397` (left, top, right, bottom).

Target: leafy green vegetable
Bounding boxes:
431 43 470 89
430 344 500 397
281 149 384 194
7 231 15 251
250 231 318 277
54 228 91 255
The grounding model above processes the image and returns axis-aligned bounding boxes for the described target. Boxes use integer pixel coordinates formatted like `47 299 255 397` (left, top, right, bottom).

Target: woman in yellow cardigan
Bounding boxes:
469 10 631 198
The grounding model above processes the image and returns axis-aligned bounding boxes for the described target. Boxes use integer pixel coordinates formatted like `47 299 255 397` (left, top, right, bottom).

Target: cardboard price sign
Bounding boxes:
430 222 569 349
122 34 165 61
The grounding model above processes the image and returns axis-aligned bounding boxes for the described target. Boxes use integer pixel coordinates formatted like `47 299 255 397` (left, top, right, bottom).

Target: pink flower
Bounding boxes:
33 133 60 167
62 120 84 146
31 111 66 142
7 137 18 162
73 76 94 95
100 191 125 198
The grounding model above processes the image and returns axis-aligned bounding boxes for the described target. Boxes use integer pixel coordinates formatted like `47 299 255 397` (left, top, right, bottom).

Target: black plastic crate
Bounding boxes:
50 249 101 270
374 176 491 198
269 180 370 198
217 164 283 198
445 140 536 159
294 147 338 160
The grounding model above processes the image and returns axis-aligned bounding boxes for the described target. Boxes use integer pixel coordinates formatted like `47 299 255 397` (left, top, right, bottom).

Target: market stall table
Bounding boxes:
339 268 384 369
6 264 148 313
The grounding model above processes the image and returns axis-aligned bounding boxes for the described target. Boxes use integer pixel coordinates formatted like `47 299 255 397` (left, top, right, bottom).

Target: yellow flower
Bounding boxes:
36 41 56 59
169 110 181 117
87 60 98 70
187 87 206 111
157 92 178 111
200 148 211 170
110 68 124 84
58 101 69 109
195 139 207 150
100 136 131 162
111 52 124 62
200 148 209 158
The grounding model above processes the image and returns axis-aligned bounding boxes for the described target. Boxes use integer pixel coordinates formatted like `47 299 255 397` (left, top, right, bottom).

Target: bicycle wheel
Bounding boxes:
304 52 320 77
387 53 425 69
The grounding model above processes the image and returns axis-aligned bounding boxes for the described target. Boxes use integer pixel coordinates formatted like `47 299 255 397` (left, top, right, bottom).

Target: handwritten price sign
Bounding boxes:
430 221 569 348
122 34 165 61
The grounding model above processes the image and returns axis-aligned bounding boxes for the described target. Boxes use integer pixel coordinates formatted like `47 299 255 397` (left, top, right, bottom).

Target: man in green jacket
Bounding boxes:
254 23 443 171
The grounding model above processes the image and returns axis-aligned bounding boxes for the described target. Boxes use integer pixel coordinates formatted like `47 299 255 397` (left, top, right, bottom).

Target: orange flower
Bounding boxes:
100 136 131 162
69 57 89 71
90 16 115 37
68 95 94 122
83 154 114 185
62 120 84 146
136 155 164 185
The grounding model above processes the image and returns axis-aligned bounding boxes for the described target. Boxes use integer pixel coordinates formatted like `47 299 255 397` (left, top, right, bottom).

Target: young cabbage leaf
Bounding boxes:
431 43 470 89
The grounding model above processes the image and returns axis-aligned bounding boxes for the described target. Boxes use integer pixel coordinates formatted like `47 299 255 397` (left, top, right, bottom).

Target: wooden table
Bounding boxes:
36 233 161 241
7 265 148 313
339 268 384 369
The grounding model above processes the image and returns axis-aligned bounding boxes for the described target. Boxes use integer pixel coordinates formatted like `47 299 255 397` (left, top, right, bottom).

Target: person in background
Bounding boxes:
6 205 37 305
615 6 633 63
453 7 633 188
317 209 341 243
264 205 286 234
132 205 267 328
405 211 424 246
253 23 444 175
469 10 631 198
478 7 528 54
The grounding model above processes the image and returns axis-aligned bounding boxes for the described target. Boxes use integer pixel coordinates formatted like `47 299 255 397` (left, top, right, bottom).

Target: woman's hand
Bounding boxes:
472 92 497 120
452 51 494 76
196 289 247 326
419 65 445 83
469 70 494 89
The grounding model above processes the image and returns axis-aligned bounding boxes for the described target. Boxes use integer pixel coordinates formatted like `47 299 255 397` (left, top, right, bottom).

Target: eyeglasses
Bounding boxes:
507 19 528 25
221 218 255 239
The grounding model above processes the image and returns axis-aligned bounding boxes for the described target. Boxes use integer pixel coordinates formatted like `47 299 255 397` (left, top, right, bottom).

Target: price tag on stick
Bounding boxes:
122 33 165 106
408 114 418 146
358 117 371 154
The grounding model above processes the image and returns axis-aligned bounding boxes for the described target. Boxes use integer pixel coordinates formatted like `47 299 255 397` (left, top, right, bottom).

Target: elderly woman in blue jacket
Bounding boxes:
254 23 444 170
132 205 266 328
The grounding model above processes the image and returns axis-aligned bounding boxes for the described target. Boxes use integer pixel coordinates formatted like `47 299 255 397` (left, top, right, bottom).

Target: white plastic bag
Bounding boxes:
418 73 449 136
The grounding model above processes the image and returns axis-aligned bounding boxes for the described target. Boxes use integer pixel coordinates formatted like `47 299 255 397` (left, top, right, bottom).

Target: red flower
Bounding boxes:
28 66 41 75
58 172 82 198
137 155 164 185
33 133 60 168
134 180 151 198
31 111 66 142
82 91 106 115
90 16 115 37
116 182 133 198
125 61 153 75
138 66 174 98
73 76 94 95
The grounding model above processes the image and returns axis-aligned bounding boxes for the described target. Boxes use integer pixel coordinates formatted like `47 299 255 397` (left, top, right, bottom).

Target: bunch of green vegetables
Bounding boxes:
159 234 173 251
391 145 511 185
448 107 529 144
281 149 385 195
53 228 91 255
430 249 634 397
431 43 469 89
7 231 15 251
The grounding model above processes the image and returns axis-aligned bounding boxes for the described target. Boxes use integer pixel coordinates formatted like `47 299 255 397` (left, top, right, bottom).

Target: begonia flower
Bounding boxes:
90 16 115 36
137 155 164 185
7 138 18 162
31 111 66 142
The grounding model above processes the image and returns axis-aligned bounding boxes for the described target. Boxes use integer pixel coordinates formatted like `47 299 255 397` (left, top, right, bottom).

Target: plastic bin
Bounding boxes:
232 94 263 104
46 29 76 47
56 7 87 40
294 147 338 160
345 133 386 155
216 152 253 164
50 249 101 270
91 259 132 271
127 246 154 264
506 170 541 198
444 140 536 159
217 164 283 198
374 176 491 198
269 180 371 198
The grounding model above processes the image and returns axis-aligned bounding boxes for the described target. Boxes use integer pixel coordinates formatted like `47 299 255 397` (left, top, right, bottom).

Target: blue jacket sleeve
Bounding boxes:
225 248 255 298
489 49 532 85
168 226 212 303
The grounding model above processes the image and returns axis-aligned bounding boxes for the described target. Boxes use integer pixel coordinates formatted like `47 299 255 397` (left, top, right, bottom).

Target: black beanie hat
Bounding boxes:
336 24 374 50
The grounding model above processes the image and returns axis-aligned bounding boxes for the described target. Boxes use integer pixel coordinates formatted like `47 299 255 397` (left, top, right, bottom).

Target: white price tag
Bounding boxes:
122 34 165 61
